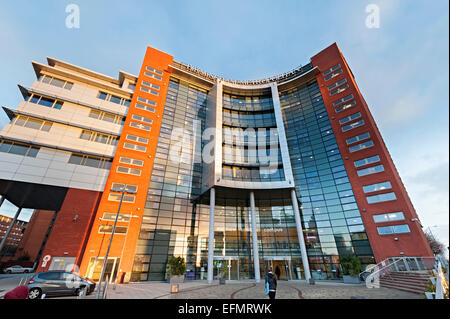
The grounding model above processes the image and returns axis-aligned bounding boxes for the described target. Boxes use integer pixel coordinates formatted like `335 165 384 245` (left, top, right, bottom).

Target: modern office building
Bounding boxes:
0 43 433 283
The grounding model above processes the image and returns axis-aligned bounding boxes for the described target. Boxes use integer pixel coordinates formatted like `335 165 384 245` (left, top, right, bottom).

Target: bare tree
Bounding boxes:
425 232 446 256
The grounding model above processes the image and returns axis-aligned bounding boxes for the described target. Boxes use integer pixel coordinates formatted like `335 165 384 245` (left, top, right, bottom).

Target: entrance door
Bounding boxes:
263 257 292 280
86 257 120 283
213 257 239 280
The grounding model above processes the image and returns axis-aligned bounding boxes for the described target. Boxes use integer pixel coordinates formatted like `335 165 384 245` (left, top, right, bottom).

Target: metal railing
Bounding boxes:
362 256 436 288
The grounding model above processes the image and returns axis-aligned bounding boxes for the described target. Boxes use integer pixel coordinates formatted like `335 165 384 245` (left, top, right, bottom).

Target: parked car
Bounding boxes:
27 271 96 299
3 265 34 274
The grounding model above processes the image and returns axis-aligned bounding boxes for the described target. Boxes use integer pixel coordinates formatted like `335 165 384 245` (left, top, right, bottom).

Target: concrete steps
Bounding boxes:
380 271 430 295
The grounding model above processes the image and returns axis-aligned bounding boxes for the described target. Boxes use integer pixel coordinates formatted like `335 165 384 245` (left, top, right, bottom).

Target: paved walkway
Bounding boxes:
101 280 423 299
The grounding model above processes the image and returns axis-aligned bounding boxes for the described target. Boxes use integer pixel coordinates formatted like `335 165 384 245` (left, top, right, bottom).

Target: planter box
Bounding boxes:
343 275 361 284
169 275 185 284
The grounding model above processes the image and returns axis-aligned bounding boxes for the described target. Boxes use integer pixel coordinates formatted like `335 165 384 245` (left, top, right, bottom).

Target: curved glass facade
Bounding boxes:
280 80 375 279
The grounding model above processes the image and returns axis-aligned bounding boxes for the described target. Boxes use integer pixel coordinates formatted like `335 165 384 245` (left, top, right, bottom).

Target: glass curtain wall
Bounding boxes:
131 78 207 281
280 80 375 279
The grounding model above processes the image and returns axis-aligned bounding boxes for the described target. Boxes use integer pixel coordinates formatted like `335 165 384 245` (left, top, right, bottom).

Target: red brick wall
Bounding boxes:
311 43 433 262
35 188 101 272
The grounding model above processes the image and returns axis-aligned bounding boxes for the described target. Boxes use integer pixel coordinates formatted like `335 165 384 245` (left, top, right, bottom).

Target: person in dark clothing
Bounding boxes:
265 267 277 300
275 265 281 280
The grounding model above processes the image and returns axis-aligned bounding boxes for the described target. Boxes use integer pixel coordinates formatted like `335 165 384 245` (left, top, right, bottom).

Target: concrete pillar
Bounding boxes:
207 187 215 283
0 207 22 256
291 189 311 281
249 191 260 282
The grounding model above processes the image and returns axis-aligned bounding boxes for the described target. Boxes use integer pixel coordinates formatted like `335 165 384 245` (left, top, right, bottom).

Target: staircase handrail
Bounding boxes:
360 256 436 278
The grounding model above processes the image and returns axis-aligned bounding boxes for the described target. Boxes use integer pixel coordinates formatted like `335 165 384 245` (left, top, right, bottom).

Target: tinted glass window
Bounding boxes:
39 272 62 280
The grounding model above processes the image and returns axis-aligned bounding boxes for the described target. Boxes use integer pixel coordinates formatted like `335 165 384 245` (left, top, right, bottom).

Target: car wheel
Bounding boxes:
28 288 42 299
24 270 29 273
6 270 11 274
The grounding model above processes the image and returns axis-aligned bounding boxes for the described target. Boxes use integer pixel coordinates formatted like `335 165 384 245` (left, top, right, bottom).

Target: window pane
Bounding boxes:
50 78 65 88
8 144 28 156
38 97 55 108
27 147 40 157
24 118 43 130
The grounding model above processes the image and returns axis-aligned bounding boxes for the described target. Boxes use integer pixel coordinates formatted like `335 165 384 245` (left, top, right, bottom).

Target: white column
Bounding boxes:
207 187 215 283
249 191 260 282
291 189 311 281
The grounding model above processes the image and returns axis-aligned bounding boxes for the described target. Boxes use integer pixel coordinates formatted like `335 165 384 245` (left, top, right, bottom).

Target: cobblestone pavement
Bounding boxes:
100 280 423 300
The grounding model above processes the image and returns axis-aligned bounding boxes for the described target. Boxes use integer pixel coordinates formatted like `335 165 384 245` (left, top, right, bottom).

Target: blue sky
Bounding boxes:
0 1 448 250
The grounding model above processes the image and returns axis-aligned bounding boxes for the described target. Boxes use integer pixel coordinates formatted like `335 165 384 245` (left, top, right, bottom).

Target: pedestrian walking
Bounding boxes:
275 265 281 280
265 267 277 300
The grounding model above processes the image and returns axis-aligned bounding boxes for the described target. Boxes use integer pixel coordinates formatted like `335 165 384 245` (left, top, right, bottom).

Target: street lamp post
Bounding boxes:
95 186 136 299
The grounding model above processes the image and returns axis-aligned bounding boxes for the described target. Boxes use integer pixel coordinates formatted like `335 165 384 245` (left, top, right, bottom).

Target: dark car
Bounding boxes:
27 271 96 299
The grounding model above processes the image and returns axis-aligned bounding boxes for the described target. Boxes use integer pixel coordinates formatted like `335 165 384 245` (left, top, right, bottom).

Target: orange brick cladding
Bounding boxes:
78 47 174 282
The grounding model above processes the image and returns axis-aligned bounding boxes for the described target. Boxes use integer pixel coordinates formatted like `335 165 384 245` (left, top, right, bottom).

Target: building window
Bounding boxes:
97 91 131 107
346 132 370 145
101 212 131 222
366 191 397 204
39 75 73 90
130 121 151 131
335 100 356 113
322 64 341 76
0 139 40 157
79 130 118 145
131 114 153 124
89 109 124 125
135 103 155 113
98 225 128 234
116 166 142 176
145 66 164 76
373 212 405 223
68 154 112 169
329 84 349 96
126 134 148 144
377 224 410 235
140 86 159 96
354 155 380 168
128 83 136 91
13 115 53 132
119 157 144 167
25 93 63 110
123 142 147 152
108 193 135 203
332 94 354 107
342 119 365 132
339 112 361 125
111 183 138 193
327 78 347 91
324 69 343 81
363 181 392 193
137 97 157 106
349 140 374 153
144 71 162 81
357 164 384 176
142 81 160 91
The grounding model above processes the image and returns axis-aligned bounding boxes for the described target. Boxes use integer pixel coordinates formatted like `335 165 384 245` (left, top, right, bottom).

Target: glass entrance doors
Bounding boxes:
263 256 292 280
86 257 121 283
213 256 239 280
